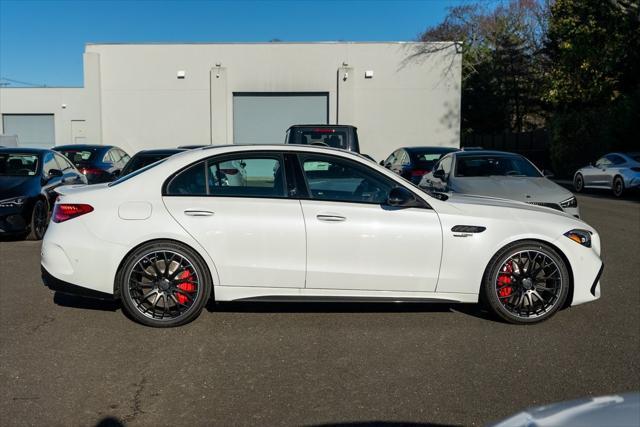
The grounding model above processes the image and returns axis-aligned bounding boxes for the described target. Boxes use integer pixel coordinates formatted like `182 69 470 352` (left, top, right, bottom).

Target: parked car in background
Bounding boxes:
573 152 640 197
0 147 87 240
285 125 360 153
120 149 187 176
381 146 457 184
419 150 580 218
53 144 130 184
42 144 602 327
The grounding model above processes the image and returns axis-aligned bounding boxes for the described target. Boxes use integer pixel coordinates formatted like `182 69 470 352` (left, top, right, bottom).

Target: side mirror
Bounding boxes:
543 169 554 178
387 187 418 207
432 169 446 180
379 160 385 166
47 169 63 179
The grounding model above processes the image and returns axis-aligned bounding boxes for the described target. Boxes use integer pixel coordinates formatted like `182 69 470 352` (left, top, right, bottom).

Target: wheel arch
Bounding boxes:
112 238 216 301
483 238 574 309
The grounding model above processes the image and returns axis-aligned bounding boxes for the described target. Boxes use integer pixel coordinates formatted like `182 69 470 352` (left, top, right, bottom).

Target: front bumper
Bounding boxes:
0 205 30 235
41 266 114 300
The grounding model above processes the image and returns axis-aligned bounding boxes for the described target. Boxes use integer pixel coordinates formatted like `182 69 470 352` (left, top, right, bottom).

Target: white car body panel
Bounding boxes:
42 145 602 309
162 196 306 288
300 199 442 292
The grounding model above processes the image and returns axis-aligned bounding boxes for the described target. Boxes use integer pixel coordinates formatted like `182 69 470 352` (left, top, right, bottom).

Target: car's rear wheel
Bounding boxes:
482 241 569 324
612 176 624 197
118 241 212 327
28 199 48 240
573 173 584 193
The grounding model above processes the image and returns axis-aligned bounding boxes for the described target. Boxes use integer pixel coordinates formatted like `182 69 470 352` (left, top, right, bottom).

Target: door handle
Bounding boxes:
317 214 346 222
184 209 214 217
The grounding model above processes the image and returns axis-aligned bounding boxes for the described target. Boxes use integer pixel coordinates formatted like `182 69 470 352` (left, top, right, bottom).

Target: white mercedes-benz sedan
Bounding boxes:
41 145 603 327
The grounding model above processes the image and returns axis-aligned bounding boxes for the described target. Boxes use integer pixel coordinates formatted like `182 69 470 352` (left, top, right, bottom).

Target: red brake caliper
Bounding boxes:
497 262 513 298
176 270 195 304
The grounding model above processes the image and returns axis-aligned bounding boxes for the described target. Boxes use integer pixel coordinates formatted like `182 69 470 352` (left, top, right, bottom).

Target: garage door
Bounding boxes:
2 114 55 148
233 93 328 144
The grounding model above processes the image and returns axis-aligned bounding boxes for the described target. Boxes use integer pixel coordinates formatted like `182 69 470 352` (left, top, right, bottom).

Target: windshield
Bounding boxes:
455 155 541 177
121 154 175 176
109 158 167 187
0 153 39 176
57 148 100 165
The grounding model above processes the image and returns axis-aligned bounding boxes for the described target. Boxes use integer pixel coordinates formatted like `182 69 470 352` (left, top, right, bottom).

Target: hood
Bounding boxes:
452 177 573 203
444 192 572 219
0 176 39 199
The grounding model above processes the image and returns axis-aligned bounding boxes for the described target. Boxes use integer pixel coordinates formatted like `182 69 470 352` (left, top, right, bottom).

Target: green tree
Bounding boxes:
545 0 640 175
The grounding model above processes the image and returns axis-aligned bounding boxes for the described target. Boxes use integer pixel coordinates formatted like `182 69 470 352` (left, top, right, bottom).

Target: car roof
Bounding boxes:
133 149 187 155
54 144 114 151
453 150 523 157
403 146 458 154
0 147 51 154
287 124 357 130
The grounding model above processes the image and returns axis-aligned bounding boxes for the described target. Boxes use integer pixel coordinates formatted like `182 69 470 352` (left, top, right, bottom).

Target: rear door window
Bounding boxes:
208 156 285 198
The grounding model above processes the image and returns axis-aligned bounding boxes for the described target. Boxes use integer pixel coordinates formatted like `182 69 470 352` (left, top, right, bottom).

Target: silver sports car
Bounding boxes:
419 150 580 217
574 152 640 197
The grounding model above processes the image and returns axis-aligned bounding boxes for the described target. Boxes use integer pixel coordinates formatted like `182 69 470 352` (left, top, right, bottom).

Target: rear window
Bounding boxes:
121 153 176 176
455 155 541 178
291 128 349 150
0 153 39 176
411 152 448 170
109 158 167 187
57 149 100 165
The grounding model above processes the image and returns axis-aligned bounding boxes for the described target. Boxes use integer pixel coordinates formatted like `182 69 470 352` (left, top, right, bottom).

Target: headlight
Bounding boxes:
560 196 578 208
564 229 591 247
0 197 26 208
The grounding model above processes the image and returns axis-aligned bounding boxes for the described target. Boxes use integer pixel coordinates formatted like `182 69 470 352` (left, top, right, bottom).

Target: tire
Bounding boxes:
573 173 584 193
118 240 212 327
482 240 570 324
612 176 624 197
28 199 49 241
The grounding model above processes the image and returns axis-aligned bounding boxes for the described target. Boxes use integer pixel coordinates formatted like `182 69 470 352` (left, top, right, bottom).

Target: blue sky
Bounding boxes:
0 0 477 87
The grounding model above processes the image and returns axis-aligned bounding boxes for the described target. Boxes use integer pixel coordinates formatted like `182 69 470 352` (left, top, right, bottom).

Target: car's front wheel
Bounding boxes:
482 241 570 324
573 173 584 193
28 199 48 240
118 241 212 327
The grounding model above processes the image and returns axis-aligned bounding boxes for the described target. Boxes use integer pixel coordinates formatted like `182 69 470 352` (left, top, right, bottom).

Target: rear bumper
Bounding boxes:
41 266 114 300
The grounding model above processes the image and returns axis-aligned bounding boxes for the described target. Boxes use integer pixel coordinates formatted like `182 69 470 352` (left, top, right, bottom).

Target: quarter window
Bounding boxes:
300 155 394 204
166 162 207 195
43 153 59 176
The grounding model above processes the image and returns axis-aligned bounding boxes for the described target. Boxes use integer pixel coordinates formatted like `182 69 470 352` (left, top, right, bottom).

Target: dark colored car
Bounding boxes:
121 149 187 176
0 148 87 240
285 125 360 153
53 144 130 184
381 146 457 184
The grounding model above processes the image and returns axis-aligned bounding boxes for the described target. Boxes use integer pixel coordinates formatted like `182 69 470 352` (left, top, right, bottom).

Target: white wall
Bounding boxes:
87 42 461 160
0 87 86 147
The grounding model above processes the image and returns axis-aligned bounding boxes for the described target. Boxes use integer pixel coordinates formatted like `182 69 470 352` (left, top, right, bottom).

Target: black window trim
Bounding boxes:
162 151 289 200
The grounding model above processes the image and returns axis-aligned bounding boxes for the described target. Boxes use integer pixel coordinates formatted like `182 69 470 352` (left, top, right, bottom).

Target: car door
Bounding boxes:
162 152 306 288
296 153 442 292
589 156 611 187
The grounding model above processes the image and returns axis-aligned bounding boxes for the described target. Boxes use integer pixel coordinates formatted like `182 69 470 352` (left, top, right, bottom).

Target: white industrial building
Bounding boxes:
0 42 461 161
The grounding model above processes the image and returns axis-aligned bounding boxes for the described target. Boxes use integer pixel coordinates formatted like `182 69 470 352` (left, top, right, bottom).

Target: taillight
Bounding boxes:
80 167 103 175
411 169 429 177
53 204 94 223
312 128 335 133
220 168 239 175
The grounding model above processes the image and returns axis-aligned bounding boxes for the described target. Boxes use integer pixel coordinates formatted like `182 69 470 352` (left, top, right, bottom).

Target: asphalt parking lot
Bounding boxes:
1 193 639 427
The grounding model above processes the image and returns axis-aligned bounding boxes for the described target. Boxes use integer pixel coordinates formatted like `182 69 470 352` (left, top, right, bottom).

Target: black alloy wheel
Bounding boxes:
573 173 584 193
612 176 624 198
29 199 49 240
483 241 569 324
118 241 211 327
